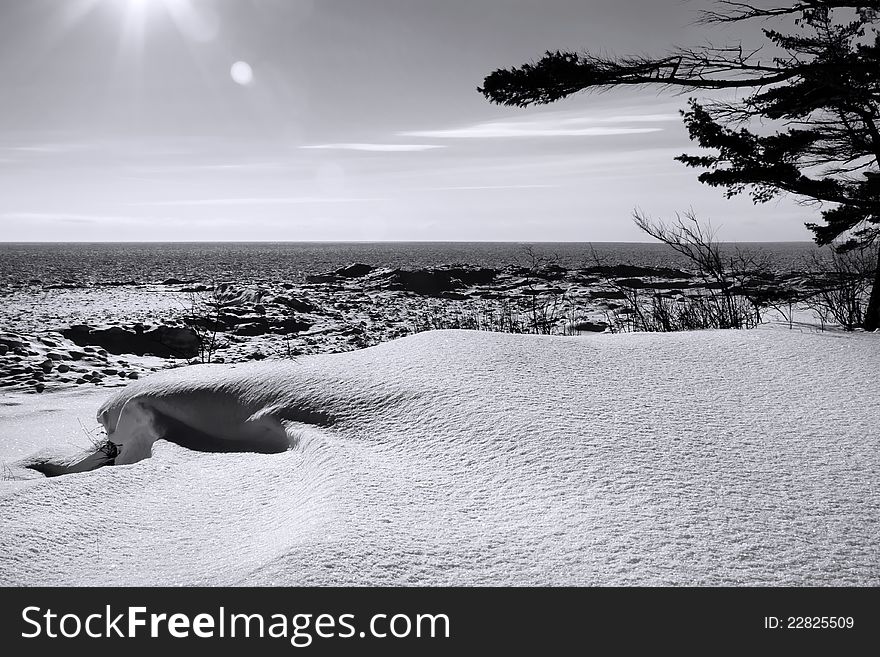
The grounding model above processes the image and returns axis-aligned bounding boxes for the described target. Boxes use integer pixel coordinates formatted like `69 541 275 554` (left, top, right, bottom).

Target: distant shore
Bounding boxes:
0 254 838 396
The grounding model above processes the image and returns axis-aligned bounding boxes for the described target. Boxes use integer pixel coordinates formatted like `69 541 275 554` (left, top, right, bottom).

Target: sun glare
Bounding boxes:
108 0 222 47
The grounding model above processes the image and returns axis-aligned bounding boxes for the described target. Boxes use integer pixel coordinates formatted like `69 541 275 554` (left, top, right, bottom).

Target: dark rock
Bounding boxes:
233 322 270 336
335 263 374 278
532 264 568 280
220 312 266 326
305 274 340 284
271 317 312 334
273 295 317 313
0 335 27 351
57 364 70 373
446 267 497 286
382 267 497 296
571 321 609 333
186 316 225 332
582 264 693 279
162 278 183 285
62 325 200 359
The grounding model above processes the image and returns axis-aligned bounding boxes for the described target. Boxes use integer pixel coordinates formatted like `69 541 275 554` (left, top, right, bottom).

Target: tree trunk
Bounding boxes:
864 244 880 331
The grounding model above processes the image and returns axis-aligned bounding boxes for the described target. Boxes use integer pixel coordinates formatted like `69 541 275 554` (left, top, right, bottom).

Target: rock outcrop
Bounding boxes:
62 325 200 359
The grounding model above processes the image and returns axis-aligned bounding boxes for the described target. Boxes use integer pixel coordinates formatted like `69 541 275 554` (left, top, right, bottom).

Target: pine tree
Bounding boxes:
480 1 880 329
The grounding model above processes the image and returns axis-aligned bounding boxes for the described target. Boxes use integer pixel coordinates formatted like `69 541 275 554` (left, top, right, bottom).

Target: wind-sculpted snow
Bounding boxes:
1 329 879 585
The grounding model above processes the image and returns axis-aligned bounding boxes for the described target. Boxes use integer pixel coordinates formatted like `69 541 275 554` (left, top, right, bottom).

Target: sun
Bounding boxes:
108 0 219 44
121 0 183 7
56 0 219 42
49 0 222 73
118 0 190 16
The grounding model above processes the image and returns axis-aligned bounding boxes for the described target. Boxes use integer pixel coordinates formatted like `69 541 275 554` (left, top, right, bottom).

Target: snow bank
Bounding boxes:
1 328 878 585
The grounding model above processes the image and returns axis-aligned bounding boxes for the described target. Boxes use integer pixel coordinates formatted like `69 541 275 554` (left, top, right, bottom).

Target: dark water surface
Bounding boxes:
0 241 820 285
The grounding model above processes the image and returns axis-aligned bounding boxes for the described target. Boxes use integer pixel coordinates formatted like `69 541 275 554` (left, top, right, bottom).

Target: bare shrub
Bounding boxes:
74 417 118 461
517 246 571 334
408 295 595 337
802 245 875 331
593 210 776 332
180 286 231 363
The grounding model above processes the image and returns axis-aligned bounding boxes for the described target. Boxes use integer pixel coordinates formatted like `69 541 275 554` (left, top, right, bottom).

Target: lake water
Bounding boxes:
0 241 821 285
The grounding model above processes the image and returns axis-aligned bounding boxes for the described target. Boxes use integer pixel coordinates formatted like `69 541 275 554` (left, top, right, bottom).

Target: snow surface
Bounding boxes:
1 328 878 586
0 387 109 462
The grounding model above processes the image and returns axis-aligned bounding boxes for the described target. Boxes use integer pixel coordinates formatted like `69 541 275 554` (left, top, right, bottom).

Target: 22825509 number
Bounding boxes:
764 616 854 629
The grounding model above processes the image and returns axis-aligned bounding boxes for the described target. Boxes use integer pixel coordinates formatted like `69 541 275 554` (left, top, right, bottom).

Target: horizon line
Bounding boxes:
0 239 818 245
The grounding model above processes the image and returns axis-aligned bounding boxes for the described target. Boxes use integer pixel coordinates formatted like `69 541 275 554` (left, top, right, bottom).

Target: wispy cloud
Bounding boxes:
592 114 678 124
184 161 286 171
300 143 445 152
2 212 146 224
1 142 92 154
400 112 675 139
402 125 661 139
133 197 385 207
415 184 561 191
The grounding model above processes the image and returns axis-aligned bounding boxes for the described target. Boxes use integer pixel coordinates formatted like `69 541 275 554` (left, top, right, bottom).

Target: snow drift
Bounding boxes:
1 329 878 585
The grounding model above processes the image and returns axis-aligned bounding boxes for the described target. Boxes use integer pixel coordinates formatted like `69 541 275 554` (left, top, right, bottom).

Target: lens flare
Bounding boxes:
230 61 254 86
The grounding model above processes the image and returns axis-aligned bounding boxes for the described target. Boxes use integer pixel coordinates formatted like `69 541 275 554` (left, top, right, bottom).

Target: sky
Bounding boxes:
0 0 813 242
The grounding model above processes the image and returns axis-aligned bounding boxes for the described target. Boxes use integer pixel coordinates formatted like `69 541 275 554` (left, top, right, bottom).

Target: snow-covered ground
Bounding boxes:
1 328 878 585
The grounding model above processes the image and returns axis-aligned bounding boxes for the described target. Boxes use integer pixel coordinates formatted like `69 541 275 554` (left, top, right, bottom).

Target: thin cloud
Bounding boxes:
402 125 662 139
134 197 386 207
300 143 445 152
416 184 561 191
2 142 92 154
588 114 678 124
400 112 673 139
2 212 147 224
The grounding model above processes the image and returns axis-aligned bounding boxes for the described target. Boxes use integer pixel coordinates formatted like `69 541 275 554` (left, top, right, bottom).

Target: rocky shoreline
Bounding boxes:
0 260 818 394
